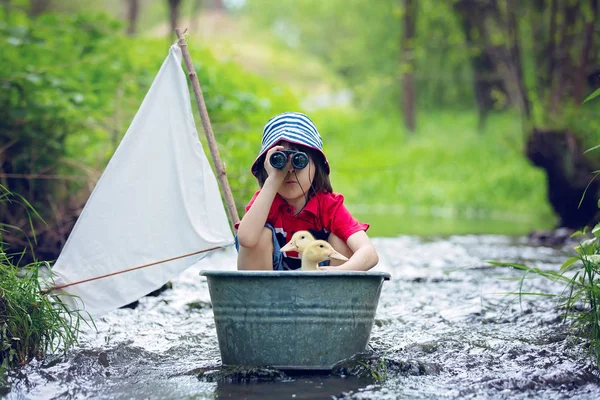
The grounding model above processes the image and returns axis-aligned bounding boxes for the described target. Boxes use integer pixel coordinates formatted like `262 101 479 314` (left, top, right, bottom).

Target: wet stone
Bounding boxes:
386 358 441 376
196 366 288 383
373 318 393 327
528 228 577 247
331 352 384 380
186 300 212 310
420 342 438 354
98 352 109 368
331 352 440 380
41 355 64 369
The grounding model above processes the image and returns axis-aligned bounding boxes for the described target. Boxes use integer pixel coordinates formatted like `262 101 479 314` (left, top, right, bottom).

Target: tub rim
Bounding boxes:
200 270 391 280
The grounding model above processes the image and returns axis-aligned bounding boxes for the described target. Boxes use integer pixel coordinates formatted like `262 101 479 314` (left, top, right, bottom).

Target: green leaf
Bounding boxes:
575 238 598 255
584 87 600 103
578 172 600 209
583 254 600 264
584 144 600 154
593 223 600 237
560 257 580 271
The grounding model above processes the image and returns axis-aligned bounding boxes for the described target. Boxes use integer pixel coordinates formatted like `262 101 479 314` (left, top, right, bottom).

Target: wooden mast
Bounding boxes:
175 28 240 228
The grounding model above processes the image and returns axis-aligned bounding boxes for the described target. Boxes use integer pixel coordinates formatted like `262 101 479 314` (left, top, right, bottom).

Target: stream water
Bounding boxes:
4 235 600 399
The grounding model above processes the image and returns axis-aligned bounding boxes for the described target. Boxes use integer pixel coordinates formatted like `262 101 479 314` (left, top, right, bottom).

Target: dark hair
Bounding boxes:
254 144 332 193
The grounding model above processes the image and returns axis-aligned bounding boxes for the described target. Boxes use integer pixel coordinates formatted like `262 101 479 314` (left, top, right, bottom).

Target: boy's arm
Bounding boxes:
323 230 379 271
319 195 378 271
236 146 287 248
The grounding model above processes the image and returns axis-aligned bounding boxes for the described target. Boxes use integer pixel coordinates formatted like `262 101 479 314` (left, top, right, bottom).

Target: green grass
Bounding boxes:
491 226 600 366
0 186 86 369
312 109 555 235
0 259 82 367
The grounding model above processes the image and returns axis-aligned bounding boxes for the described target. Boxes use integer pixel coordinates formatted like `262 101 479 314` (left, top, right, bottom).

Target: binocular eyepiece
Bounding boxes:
269 150 309 170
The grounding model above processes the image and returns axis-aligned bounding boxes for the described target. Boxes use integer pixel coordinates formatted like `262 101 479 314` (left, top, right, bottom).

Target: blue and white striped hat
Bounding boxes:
251 112 330 176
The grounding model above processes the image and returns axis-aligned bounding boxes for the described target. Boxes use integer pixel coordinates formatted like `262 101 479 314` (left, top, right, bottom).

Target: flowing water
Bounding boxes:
4 235 600 399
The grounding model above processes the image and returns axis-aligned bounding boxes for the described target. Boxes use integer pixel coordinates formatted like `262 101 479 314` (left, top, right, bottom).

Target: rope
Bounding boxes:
44 244 232 294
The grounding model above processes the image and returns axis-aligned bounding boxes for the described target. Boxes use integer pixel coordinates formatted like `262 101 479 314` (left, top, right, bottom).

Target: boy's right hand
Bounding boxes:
263 145 289 187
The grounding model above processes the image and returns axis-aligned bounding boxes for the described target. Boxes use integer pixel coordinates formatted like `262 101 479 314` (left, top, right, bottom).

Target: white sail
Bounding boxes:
51 45 233 317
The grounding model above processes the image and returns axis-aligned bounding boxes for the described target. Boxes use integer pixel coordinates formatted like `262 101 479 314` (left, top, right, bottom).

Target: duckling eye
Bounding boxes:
319 244 324 248
300 235 305 239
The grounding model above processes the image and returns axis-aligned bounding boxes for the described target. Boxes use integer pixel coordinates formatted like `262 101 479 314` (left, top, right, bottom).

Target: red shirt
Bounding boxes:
236 191 369 269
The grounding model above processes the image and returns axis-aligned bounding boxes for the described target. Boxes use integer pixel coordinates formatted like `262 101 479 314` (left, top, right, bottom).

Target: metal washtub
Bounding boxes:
200 270 391 370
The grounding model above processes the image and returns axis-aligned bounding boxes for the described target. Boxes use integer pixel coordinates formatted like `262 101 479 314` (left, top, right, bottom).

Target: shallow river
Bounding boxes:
5 235 600 399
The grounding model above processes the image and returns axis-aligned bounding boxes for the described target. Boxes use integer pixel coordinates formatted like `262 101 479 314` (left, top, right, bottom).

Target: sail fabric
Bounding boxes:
51 44 233 317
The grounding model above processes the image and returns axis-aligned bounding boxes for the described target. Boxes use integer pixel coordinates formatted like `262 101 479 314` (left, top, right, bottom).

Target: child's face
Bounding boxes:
276 141 316 203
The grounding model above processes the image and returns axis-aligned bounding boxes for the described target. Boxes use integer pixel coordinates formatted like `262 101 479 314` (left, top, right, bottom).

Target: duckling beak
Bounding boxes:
328 249 349 262
280 242 297 253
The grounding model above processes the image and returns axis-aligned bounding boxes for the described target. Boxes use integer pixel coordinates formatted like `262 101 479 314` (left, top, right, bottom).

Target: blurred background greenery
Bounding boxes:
1 0 599 261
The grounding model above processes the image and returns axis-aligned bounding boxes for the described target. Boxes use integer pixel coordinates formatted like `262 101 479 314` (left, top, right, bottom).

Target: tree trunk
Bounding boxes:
29 0 51 16
546 0 558 98
475 0 530 122
505 0 530 119
168 0 182 37
550 0 580 113
526 129 600 228
524 0 600 229
126 0 139 36
574 0 599 103
401 0 417 133
454 0 508 132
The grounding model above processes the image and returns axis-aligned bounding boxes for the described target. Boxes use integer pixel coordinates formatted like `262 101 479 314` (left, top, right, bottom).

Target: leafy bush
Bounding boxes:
0 8 300 258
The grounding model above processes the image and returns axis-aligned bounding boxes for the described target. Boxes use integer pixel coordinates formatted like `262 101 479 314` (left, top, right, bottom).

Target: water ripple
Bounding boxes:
5 237 600 399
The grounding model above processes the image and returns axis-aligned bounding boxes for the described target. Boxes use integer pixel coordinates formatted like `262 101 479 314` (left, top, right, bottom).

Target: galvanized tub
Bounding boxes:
200 270 391 370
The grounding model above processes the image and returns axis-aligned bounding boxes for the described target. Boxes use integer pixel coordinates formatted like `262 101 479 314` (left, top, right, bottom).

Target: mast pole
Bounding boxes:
175 28 240 227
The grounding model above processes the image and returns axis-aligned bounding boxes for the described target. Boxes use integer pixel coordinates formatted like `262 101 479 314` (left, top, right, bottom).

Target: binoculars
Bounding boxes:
269 150 309 170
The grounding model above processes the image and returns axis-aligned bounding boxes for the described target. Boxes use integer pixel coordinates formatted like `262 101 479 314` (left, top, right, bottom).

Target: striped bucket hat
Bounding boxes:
251 112 330 176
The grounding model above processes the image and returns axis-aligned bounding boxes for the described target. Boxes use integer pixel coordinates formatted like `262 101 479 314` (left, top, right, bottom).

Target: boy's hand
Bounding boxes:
263 145 289 187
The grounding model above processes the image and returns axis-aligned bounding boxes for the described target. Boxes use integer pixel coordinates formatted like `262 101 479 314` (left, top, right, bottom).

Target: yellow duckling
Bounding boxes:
280 230 316 254
300 240 348 271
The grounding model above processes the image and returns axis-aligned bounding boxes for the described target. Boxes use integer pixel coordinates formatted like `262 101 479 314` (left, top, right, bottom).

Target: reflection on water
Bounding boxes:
5 234 600 400
215 375 373 400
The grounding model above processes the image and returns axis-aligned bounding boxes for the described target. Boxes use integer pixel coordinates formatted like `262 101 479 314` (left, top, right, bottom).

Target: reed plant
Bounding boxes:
491 225 600 366
0 257 84 367
0 185 84 369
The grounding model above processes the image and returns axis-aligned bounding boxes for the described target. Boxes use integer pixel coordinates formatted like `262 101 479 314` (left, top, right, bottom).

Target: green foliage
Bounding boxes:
0 185 84 369
316 109 553 227
0 7 299 252
0 5 558 243
242 0 474 111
